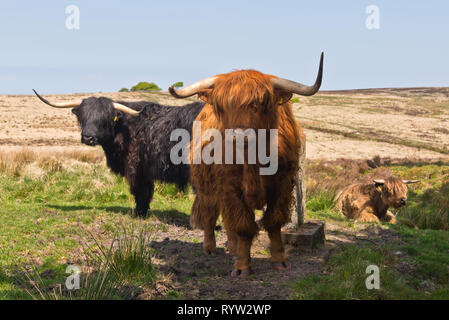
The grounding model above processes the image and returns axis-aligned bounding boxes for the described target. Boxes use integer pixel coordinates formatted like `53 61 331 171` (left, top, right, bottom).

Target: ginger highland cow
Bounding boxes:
335 177 418 224
169 53 323 276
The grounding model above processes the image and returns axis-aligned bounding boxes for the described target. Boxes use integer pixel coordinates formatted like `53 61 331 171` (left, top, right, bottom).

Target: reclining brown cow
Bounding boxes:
335 176 418 224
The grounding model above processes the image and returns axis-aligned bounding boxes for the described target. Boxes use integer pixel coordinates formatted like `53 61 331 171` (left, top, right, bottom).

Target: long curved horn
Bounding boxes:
272 52 324 96
373 179 385 185
112 102 140 117
168 76 217 98
33 89 82 108
403 180 419 185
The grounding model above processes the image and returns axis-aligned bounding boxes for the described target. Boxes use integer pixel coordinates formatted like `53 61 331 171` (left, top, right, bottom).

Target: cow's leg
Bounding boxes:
260 172 295 271
268 226 290 271
191 195 219 255
222 199 258 276
232 235 254 277
383 211 397 224
132 179 154 217
261 205 291 271
222 215 238 256
202 201 219 255
226 230 238 256
357 209 380 223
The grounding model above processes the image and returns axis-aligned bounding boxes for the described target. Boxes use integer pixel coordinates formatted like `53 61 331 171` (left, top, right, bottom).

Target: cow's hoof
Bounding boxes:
272 261 291 271
134 208 149 217
231 268 253 277
203 248 217 256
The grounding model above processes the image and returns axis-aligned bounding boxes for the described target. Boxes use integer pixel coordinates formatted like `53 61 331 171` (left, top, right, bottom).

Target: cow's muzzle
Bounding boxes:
81 135 98 146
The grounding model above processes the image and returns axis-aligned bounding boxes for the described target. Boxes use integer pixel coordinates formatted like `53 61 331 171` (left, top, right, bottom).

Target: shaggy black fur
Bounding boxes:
71 97 204 216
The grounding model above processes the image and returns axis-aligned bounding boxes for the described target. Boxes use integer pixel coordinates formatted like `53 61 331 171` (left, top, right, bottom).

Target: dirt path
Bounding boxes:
137 212 398 300
150 230 331 299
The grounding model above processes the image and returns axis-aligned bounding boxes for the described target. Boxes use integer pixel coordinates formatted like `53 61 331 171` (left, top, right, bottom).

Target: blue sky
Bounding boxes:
0 0 448 94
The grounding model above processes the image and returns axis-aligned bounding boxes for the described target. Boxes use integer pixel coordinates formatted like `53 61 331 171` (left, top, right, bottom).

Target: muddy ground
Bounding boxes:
138 213 399 300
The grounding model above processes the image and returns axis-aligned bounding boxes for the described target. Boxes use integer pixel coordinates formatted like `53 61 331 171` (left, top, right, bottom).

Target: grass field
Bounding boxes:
0 150 192 299
1 87 448 299
1 150 448 299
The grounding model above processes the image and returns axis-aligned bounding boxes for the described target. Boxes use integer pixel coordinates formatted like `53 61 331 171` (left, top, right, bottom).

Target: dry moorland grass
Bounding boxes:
0 148 104 177
292 87 449 159
1 88 448 161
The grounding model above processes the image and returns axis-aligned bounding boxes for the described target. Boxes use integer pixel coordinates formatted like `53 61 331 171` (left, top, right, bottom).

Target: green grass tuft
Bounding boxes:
22 225 156 300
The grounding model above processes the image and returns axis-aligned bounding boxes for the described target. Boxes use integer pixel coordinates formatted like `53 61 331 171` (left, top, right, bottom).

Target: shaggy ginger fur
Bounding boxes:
335 176 415 224
187 70 304 275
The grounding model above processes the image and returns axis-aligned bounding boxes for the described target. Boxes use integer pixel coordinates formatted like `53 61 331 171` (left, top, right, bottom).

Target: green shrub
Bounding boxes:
172 82 183 89
119 88 129 92
130 82 161 92
306 190 336 212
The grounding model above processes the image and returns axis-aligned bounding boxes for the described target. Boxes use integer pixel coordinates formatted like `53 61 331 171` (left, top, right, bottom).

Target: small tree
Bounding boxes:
172 82 183 89
119 88 129 92
130 82 162 92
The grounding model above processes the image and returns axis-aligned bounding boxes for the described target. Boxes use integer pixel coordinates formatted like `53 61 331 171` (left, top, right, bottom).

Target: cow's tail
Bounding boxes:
190 196 203 229
190 195 219 230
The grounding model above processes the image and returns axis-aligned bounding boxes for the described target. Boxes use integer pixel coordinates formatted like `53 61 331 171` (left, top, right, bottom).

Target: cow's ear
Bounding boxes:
113 111 122 123
275 89 293 105
198 89 213 104
373 179 385 187
71 107 79 115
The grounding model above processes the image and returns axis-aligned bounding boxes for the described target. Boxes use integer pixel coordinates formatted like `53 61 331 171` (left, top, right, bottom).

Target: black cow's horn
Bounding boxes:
271 52 324 96
33 89 82 108
168 76 217 98
403 180 419 184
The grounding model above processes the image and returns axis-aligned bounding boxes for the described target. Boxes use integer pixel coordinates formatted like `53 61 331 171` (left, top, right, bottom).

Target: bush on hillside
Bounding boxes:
130 82 161 92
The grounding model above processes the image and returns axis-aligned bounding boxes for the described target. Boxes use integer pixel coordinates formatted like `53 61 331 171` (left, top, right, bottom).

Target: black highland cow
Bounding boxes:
33 90 204 216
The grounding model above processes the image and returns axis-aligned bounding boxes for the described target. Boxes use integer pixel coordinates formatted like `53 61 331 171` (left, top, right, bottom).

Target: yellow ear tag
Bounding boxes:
114 116 118 122
377 186 382 192
278 98 284 105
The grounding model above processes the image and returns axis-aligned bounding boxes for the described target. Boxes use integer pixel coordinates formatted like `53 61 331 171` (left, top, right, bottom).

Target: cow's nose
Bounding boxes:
400 198 407 205
82 135 96 145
